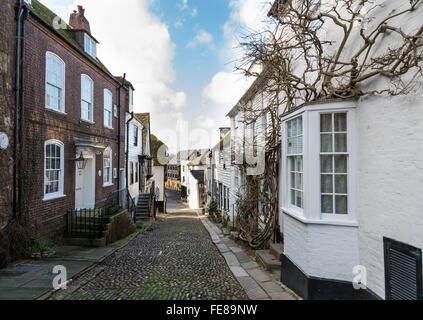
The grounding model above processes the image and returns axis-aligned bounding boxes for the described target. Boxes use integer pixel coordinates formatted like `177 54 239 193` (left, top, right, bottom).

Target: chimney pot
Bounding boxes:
69 5 91 33
77 5 84 15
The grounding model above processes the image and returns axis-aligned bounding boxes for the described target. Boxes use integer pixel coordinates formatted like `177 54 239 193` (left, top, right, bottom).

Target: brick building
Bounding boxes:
0 0 17 231
15 0 130 237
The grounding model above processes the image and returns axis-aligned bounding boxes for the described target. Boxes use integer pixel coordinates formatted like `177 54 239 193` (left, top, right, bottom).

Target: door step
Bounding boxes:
255 250 282 272
269 243 284 262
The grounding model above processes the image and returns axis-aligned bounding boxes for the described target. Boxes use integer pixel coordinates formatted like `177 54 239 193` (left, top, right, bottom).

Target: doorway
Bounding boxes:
75 156 96 209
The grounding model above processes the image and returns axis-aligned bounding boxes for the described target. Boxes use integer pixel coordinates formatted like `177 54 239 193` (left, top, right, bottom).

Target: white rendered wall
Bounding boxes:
152 166 165 202
356 95 423 299
188 171 200 209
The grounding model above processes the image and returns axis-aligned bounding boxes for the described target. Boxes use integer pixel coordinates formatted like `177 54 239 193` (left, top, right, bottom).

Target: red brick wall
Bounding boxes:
0 0 16 228
22 15 127 237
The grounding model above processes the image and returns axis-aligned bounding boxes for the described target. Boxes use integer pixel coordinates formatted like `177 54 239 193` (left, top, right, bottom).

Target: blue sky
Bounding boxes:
38 0 270 153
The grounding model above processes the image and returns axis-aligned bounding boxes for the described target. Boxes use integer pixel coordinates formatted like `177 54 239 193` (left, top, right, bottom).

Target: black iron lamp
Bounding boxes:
75 151 87 170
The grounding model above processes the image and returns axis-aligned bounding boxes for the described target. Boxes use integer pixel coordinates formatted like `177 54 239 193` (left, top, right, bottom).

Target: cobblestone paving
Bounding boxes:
50 200 248 300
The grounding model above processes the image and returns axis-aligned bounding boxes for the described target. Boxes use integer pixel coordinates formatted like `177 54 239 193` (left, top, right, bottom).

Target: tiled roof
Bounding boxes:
26 0 119 84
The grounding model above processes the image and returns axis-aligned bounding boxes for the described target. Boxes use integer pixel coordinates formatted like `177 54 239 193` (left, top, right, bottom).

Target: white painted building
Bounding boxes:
152 165 166 213
274 0 423 300
125 112 144 204
206 128 233 219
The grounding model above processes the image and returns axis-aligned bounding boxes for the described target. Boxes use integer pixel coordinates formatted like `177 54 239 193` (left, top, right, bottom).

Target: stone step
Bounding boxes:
255 250 282 272
269 242 284 262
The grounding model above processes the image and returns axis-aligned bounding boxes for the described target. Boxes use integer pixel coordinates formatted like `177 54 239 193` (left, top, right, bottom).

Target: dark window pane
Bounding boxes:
334 113 347 132
321 134 333 152
321 155 333 173
335 155 348 173
322 195 333 213
335 133 347 152
321 175 333 193
335 175 348 194
335 195 348 214
320 114 332 133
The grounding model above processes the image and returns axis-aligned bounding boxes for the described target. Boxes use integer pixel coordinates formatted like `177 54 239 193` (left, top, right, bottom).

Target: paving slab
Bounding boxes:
247 268 272 283
222 252 240 267
241 261 260 270
216 243 230 253
230 266 249 277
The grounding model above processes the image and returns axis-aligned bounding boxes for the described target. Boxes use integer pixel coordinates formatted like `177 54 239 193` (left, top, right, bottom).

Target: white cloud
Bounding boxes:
38 0 187 144
191 8 198 17
180 0 189 11
203 72 254 107
202 0 268 114
186 29 215 49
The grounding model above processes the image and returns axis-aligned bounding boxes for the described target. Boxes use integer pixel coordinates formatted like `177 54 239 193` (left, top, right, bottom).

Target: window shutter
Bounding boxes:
384 237 422 300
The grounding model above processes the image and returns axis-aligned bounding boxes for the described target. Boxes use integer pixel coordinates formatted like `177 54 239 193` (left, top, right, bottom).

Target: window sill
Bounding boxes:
103 183 114 188
80 118 95 125
104 126 114 130
43 193 66 202
281 207 358 227
45 107 66 115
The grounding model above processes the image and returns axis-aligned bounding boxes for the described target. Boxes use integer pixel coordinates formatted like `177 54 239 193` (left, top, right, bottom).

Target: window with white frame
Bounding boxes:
134 125 138 146
320 113 348 215
81 74 93 122
84 33 96 59
287 117 303 209
44 140 64 198
130 162 134 185
135 162 139 183
45 52 65 112
104 89 113 128
103 148 112 185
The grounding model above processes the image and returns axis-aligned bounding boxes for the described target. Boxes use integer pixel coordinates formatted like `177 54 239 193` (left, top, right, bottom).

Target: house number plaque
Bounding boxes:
0 132 9 150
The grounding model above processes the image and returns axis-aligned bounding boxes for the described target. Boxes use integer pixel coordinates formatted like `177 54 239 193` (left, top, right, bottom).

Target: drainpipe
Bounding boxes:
12 0 24 225
18 7 29 220
117 73 126 192
126 112 134 193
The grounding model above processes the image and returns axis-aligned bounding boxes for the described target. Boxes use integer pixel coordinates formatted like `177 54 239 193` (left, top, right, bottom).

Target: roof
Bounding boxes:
26 0 120 85
177 149 209 162
188 151 209 166
135 113 150 155
115 76 135 90
190 170 205 185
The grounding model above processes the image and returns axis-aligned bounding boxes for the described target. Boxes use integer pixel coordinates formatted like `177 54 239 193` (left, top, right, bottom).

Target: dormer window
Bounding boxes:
84 33 96 58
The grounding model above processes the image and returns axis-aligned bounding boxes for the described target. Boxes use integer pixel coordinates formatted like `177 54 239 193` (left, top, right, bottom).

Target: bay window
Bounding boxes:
81 74 93 122
104 89 113 128
282 103 356 224
287 117 303 209
45 52 65 113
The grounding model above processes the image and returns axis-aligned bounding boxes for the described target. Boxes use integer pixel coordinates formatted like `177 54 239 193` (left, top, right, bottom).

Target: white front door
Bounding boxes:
75 158 95 209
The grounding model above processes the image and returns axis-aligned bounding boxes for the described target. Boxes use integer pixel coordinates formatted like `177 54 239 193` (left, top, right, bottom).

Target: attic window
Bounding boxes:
84 33 96 58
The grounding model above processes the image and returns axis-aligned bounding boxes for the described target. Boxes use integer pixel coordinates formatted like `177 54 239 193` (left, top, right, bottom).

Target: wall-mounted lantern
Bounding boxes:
74 151 87 170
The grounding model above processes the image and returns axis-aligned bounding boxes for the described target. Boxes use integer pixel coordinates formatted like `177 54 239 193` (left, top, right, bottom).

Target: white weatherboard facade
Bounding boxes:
125 113 144 203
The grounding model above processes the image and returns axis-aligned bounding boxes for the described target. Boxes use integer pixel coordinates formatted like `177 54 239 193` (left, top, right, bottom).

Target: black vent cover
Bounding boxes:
384 237 422 300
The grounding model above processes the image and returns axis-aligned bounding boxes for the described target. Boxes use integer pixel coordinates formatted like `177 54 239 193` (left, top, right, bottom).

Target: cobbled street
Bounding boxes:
50 190 248 300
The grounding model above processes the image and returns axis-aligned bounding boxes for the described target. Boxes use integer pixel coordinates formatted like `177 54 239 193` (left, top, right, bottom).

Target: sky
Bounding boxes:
38 0 272 153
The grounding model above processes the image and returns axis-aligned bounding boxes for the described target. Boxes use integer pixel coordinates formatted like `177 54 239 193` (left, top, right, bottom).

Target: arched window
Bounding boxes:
81 74 94 122
103 147 112 186
104 89 113 128
44 140 64 199
45 52 65 113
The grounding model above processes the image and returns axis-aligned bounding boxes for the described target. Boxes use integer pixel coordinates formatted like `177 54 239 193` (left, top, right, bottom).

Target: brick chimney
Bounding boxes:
69 5 91 33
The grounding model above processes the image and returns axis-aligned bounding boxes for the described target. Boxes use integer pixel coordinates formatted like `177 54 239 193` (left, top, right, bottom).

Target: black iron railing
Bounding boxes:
67 208 105 239
67 188 136 239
